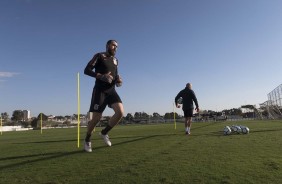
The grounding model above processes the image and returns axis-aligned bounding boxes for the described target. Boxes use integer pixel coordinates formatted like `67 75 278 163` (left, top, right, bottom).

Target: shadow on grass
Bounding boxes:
251 128 282 133
111 133 176 147
0 150 84 171
0 133 176 171
13 139 77 144
12 133 177 145
111 133 177 140
188 131 223 137
192 121 223 131
0 152 68 161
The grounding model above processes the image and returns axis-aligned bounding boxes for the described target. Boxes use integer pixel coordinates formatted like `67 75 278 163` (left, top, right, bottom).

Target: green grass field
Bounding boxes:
1 120 282 184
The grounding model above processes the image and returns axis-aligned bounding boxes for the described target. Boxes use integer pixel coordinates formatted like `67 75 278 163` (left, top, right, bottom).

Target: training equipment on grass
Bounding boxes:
231 125 242 134
224 124 250 135
240 125 250 134
223 126 232 135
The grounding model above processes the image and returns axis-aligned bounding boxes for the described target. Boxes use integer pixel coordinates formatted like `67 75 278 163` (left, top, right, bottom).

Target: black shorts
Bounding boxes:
183 109 194 118
89 87 122 113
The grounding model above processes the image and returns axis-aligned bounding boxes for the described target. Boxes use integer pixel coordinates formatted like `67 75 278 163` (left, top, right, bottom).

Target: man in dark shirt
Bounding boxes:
83 40 124 152
175 83 199 135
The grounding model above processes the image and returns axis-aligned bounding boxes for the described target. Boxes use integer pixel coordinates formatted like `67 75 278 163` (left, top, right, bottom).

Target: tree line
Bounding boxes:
4 105 279 128
1 107 246 125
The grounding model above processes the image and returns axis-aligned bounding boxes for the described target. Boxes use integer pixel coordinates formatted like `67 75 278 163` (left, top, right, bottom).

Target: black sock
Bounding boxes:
101 125 113 135
85 133 92 142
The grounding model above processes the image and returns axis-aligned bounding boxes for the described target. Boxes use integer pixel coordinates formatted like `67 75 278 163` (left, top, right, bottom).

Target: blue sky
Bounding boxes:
1 0 282 117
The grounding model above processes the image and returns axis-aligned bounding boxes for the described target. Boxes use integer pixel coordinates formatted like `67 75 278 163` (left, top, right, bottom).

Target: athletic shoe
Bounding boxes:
84 141 92 152
185 131 191 135
99 132 112 146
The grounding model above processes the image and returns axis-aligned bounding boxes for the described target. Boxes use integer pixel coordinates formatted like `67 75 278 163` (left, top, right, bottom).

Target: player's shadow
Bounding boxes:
0 152 66 162
188 131 223 137
13 139 77 144
192 121 223 131
0 150 84 171
0 133 175 171
250 128 282 133
110 133 176 147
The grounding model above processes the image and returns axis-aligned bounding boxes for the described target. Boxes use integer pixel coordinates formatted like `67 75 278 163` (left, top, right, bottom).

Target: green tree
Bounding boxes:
125 113 133 121
134 112 149 119
73 114 79 120
11 110 23 122
31 118 38 128
134 112 141 119
153 112 160 118
37 113 48 121
241 105 255 110
65 115 71 120
1 112 9 122
164 112 179 119
55 116 64 121
141 112 149 118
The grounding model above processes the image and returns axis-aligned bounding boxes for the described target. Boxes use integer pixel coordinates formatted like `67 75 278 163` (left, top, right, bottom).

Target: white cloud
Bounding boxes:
0 72 19 77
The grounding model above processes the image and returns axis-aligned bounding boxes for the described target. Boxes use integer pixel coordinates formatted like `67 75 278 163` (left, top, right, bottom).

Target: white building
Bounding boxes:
23 110 31 121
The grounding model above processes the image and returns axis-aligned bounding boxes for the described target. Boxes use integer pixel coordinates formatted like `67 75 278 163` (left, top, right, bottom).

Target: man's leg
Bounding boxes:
100 102 124 146
109 102 124 127
84 112 102 152
184 117 191 134
187 117 192 134
184 117 189 134
86 112 102 138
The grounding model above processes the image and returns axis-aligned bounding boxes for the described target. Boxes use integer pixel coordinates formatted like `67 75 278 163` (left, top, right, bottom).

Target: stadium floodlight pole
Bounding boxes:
173 102 176 130
77 72 80 148
40 113 42 134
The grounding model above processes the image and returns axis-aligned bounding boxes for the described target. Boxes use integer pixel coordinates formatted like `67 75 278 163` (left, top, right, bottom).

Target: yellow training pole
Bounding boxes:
1 116 2 135
77 72 80 148
173 102 176 130
40 113 42 134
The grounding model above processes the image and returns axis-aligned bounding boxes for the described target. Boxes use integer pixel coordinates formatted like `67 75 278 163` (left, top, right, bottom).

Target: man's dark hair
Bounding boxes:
107 40 117 46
